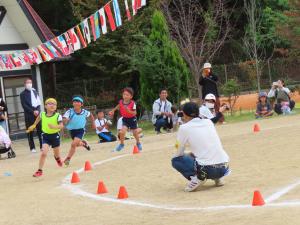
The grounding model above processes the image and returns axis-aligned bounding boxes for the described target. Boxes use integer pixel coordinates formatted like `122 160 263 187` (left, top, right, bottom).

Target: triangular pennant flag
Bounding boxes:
37 44 55 62
63 32 74 54
44 41 62 58
124 0 131 21
68 28 81 51
1 54 15 69
76 25 87 48
99 8 107 34
81 18 91 44
112 0 122 27
104 3 116 31
141 0 146 6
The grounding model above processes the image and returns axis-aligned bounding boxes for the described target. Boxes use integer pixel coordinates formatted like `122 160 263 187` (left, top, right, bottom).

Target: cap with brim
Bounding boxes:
182 102 199 118
259 92 267 98
45 98 57 105
72 96 84 103
202 62 212 70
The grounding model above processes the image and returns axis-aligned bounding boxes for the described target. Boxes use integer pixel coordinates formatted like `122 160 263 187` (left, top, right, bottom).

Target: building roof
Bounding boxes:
18 0 55 43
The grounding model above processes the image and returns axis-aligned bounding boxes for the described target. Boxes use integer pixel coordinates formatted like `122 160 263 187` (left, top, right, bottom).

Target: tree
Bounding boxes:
221 79 240 115
162 0 232 98
243 0 290 91
132 10 190 110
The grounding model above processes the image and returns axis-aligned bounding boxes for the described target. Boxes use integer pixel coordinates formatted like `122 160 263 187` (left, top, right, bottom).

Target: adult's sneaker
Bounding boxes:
184 175 206 192
33 170 43 177
82 140 91 151
31 148 37 153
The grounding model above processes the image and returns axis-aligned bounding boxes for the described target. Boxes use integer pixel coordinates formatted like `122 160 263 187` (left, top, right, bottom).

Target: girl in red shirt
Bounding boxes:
109 87 142 152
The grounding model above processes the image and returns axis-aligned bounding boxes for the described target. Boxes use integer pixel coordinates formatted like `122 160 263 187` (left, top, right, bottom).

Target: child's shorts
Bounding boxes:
42 133 60 148
70 128 85 140
122 117 138 130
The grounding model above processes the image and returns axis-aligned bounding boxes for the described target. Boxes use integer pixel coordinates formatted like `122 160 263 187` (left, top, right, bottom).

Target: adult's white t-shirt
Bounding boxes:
175 118 229 165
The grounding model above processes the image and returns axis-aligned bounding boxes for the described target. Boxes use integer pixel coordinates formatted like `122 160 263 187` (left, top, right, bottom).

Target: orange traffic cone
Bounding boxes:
97 181 108 194
132 145 139 154
117 186 129 199
253 123 260 132
252 190 265 206
71 172 80 183
84 161 92 171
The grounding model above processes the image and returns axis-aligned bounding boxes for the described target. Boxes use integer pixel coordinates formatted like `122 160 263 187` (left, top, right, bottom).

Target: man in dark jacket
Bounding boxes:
199 62 223 122
20 78 42 153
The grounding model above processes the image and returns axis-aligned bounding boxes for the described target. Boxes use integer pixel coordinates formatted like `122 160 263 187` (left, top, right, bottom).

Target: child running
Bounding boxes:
27 98 63 177
63 95 95 166
109 87 142 152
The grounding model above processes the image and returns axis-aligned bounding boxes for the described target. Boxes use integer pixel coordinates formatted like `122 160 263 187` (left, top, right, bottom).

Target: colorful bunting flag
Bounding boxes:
68 28 81 51
94 11 101 40
99 8 108 34
51 36 68 56
124 0 131 20
37 44 55 62
104 3 116 31
1 54 15 69
81 18 91 44
63 32 75 54
141 0 146 6
76 25 87 48
132 0 137 15
113 0 122 27
89 15 96 41
45 41 62 58
11 51 27 67
0 56 5 69
137 0 141 9
24 48 43 64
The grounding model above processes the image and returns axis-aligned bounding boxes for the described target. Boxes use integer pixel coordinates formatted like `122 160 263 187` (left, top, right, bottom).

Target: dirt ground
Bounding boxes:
1 115 300 225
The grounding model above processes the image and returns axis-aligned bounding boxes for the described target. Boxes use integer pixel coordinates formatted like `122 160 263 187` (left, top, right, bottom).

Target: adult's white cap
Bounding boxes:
203 62 212 69
204 93 216 101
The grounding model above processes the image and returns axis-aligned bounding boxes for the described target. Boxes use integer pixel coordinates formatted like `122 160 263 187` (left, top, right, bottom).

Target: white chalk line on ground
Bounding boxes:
61 151 300 211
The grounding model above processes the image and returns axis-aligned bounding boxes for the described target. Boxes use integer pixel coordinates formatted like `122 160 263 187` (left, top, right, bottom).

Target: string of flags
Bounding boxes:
0 0 147 71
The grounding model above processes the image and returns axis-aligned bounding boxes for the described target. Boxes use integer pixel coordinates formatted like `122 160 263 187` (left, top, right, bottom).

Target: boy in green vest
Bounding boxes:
27 98 64 177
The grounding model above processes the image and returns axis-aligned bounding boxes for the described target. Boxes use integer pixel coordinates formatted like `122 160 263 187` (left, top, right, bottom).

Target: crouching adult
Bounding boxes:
171 102 230 192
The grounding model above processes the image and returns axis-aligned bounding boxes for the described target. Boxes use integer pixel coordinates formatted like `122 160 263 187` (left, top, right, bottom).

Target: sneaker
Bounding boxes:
137 143 142 151
214 178 225 187
156 131 161 135
64 158 71 167
33 170 43 177
55 157 63 167
114 144 125 152
31 148 37 153
82 140 91 151
184 175 206 192
7 152 11 159
10 150 16 158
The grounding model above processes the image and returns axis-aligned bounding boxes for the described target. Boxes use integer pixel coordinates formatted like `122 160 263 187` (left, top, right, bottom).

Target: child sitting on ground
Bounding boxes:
255 92 273 119
95 110 116 143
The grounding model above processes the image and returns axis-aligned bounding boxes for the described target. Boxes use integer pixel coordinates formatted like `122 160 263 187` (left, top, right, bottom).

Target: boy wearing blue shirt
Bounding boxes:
63 95 95 166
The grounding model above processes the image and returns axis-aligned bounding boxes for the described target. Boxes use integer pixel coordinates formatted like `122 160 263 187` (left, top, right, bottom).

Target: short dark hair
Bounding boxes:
182 102 199 118
123 87 134 96
171 105 177 113
160 89 168 94
96 109 104 114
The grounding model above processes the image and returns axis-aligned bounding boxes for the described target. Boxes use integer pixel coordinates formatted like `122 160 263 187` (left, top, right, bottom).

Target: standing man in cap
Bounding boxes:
172 102 230 192
20 78 42 153
199 63 223 121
